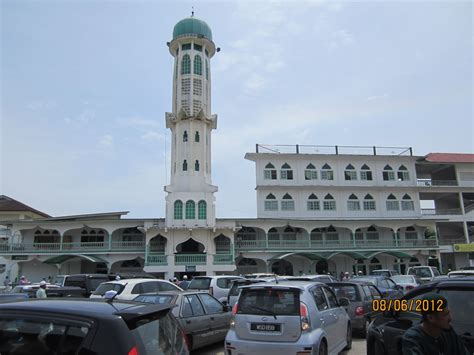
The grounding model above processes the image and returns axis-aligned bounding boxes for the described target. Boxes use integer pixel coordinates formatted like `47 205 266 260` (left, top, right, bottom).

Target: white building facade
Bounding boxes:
1 17 473 283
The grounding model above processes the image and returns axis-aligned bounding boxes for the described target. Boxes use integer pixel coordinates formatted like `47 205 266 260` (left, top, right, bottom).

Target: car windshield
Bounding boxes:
54 276 65 285
410 268 432 278
331 285 359 301
93 283 125 296
372 271 390 277
238 288 300 316
353 277 378 284
391 275 415 283
188 278 211 290
134 295 175 305
131 311 186 355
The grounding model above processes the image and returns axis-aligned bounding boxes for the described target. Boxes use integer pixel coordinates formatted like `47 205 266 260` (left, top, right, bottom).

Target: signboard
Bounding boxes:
185 265 196 272
453 244 474 253
12 255 28 260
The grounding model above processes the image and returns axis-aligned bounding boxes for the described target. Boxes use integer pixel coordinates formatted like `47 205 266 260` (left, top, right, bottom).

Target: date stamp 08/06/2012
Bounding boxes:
371 299 445 312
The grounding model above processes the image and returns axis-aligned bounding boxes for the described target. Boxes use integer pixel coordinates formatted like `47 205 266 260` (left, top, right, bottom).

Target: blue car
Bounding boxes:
351 276 404 299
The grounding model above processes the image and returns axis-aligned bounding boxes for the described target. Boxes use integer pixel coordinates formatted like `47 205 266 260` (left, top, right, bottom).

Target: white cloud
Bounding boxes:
116 116 160 128
244 74 265 93
27 100 57 111
141 130 165 142
99 134 113 147
366 93 389 101
329 29 355 50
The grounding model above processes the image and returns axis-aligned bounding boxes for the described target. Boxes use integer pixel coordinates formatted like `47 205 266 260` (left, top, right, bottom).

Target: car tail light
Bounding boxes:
232 303 238 315
128 346 139 355
209 287 213 295
300 302 310 331
406 285 414 290
355 306 364 316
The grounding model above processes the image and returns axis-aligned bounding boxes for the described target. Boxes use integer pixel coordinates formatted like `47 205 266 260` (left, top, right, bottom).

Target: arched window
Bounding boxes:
323 193 336 211
181 54 191 74
195 131 200 142
321 163 334 180
383 164 395 181
280 163 293 180
405 226 418 240
326 225 339 243
283 226 296 240
264 163 277 180
305 163 317 180
174 200 183 219
363 194 376 211
360 164 373 181
215 234 230 253
194 55 202 75
264 193 278 211
195 160 200 171
397 165 410 181
281 193 295 211
310 228 323 243
355 228 364 241
307 193 320 211
386 193 400 211
347 193 360 211
183 131 188 142
366 226 379 242
401 194 414 211
185 200 195 219
345 164 357 181
268 227 279 241
183 160 188 171
198 200 207 220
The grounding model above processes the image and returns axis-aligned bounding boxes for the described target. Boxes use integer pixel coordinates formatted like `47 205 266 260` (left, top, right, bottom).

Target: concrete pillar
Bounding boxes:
459 192 465 214
463 221 469 243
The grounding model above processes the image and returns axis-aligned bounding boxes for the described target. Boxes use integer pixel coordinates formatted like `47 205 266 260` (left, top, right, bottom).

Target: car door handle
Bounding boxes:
186 320 191 324
210 317 215 321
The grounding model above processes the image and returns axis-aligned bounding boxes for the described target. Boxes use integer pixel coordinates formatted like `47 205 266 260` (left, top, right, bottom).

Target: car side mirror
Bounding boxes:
223 304 230 312
338 297 350 307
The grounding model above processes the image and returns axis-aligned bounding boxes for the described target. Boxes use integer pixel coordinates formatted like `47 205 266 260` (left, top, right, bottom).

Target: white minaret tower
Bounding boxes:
164 15 218 228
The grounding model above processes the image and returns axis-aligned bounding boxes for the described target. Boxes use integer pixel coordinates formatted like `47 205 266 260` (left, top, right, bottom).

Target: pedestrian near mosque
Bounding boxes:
36 281 47 298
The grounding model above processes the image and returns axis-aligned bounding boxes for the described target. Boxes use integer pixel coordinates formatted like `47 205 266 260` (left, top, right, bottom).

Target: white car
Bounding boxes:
407 266 440 283
187 275 244 303
90 278 182 300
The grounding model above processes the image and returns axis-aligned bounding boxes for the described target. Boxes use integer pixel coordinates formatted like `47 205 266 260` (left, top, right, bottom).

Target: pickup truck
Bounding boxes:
63 274 109 297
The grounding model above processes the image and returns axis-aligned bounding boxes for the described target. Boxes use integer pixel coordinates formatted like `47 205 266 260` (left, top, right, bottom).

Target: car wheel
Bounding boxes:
318 340 327 355
344 324 352 350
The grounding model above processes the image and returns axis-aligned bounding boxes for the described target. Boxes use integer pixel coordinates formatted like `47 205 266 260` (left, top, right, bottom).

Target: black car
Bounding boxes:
0 298 189 355
351 276 404 299
367 277 474 355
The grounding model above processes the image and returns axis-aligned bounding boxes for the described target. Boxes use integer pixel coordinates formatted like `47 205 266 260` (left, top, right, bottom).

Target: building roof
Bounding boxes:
423 153 474 164
173 16 213 41
0 195 50 218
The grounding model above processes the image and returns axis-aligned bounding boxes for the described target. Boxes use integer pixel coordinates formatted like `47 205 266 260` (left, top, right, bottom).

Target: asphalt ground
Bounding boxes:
192 335 367 355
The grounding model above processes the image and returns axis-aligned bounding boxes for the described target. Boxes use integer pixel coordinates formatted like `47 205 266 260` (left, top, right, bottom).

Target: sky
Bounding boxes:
1 0 473 219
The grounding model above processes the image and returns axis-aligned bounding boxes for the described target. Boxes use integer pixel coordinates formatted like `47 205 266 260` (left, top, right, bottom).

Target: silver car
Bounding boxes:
390 275 421 293
134 290 231 351
225 281 351 355
187 275 244 303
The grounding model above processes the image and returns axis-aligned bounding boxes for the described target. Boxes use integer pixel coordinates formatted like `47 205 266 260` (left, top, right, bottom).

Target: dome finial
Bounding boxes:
191 7 194 17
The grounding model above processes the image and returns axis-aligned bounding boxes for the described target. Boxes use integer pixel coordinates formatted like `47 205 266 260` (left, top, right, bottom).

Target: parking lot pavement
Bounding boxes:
192 336 367 355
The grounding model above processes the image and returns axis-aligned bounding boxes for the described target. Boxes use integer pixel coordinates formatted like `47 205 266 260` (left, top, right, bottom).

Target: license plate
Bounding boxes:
251 323 280 332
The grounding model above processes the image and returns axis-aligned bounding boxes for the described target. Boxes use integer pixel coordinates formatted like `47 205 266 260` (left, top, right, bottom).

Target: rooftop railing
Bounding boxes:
417 179 459 187
421 208 463 215
255 144 413 156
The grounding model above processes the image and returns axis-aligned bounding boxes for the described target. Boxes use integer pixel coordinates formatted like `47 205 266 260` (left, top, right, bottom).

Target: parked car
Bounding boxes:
351 276 404 299
367 278 474 354
406 266 440 283
0 293 29 302
328 281 382 335
371 269 400 277
134 290 231 350
390 275 422 293
187 275 244 303
225 281 351 355
228 279 268 307
448 270 474 278
53 274 68 286
0 298 189 354
283 274 339 284
63 273 110 296
91 278 182 300
244 273 276 279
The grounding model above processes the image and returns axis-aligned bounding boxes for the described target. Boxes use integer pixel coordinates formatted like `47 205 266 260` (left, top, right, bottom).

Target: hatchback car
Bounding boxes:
367 278 474 354
227 279 268 307
225 281 351 355
0 298 189 354
134 290 231 350
328 281 382 335
90 278 182 300
187 275 244 303
351 276 404 299
390 275 421 293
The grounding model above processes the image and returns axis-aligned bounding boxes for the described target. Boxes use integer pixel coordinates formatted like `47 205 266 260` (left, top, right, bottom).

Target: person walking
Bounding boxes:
3 276 10 291
179 275 190 289
402 293 469 355
36 281 47 298
19 276 28 285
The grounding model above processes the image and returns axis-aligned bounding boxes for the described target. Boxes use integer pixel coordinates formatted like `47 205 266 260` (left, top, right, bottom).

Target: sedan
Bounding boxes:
367 278 474 354
90 278 181 300
390 275 421 293
351 276 404 299
134 290 231 351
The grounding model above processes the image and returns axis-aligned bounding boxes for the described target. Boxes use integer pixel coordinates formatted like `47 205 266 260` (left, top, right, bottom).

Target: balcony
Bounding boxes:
174 254 207 265
421 208 463 216
146 254 168 266
235 239 437 251
213 254 234 265
438 237 467 245
417 179 458 187
0 241 146 254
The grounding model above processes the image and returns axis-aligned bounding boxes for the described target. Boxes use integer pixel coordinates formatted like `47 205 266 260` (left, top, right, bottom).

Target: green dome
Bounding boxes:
172 17 213 41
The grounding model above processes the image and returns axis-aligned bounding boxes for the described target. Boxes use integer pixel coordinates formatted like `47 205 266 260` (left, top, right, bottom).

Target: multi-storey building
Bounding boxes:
0 16 473 283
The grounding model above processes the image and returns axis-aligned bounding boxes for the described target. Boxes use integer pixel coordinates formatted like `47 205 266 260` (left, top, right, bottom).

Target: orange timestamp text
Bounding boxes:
371 299 445 312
